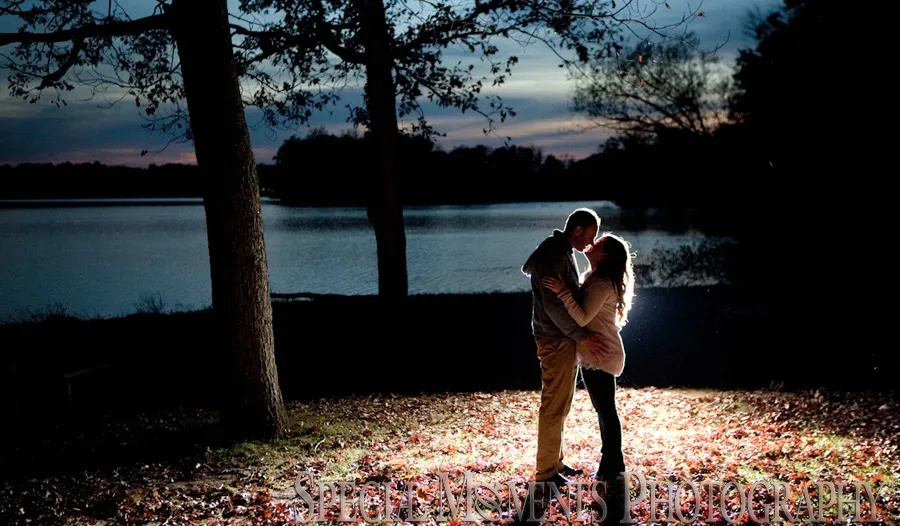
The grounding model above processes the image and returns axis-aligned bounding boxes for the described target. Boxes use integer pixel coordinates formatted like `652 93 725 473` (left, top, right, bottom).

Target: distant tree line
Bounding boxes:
268 128 739 208
0 129 781 210
0 128 800 240
266 127 783 219
0 162 202 199
0 136 754 210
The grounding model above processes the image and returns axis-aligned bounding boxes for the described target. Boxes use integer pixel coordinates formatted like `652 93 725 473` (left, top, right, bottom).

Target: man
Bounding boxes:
521 208 607 488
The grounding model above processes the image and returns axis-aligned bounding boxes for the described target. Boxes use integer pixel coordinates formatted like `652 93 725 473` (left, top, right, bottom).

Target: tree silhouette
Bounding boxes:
271 129 576 204
231 0 703 298
728 0 841 172
1 0 287 438
571 32 731 143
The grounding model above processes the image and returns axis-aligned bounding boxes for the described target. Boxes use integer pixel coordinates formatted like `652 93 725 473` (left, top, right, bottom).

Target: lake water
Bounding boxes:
0 199 726 320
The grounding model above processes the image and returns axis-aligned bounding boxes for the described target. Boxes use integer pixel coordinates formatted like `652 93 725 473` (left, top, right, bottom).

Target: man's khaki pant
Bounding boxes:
534 336 578 481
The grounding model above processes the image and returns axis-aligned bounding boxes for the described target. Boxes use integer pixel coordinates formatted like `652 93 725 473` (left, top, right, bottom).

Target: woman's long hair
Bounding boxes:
589 233 635 327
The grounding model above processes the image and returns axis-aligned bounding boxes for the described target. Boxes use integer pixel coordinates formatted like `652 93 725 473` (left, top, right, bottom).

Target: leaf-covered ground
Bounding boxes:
2 387 899 525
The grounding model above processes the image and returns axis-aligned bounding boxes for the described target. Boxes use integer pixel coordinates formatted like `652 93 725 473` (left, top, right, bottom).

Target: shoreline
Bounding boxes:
2 286 892 427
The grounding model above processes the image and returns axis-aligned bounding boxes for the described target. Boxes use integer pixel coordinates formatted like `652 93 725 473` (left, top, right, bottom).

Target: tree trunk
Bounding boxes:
169 0 286 438
359 0 408 299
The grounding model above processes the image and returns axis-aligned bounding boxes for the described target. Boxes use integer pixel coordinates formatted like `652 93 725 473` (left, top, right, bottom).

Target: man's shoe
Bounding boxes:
541 471 574 489
560 464 584 477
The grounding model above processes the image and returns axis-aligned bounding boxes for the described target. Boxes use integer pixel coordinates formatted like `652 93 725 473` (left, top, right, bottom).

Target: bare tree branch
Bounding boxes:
230 22 365 65
0 13 170 47
36 38 83 88
571 34 731 141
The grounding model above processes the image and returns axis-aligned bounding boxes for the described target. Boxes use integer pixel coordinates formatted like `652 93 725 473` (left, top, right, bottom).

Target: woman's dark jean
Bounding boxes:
580 366 626 480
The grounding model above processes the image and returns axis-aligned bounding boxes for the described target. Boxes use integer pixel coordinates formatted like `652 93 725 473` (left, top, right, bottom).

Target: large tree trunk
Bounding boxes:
169 0 286 438
359 0 408 299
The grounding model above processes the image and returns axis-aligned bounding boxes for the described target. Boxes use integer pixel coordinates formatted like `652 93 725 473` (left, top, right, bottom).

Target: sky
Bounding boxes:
0 0 775 167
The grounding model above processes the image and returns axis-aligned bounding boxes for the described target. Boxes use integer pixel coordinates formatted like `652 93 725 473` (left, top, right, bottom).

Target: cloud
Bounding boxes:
442 115 582 141
434 112 613 159
0 97 298 166
0 0 766 166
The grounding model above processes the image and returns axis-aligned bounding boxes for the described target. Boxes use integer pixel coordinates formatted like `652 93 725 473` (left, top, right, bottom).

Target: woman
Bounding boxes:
541 232 634 487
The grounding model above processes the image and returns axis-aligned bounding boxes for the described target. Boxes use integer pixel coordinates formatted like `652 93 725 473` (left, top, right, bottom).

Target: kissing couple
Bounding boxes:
519 207 635 523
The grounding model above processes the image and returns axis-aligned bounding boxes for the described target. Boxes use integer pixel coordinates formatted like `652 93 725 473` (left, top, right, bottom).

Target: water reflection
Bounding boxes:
0 200 728 320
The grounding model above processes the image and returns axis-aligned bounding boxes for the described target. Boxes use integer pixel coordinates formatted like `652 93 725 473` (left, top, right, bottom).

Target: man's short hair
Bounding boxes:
564 208 600 233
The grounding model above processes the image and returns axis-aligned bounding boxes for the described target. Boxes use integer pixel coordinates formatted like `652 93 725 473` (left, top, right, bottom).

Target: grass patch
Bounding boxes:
737 465 770 483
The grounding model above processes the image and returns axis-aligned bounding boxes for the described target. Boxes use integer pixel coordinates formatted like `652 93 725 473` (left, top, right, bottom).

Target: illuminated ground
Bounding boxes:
2 388 899 524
